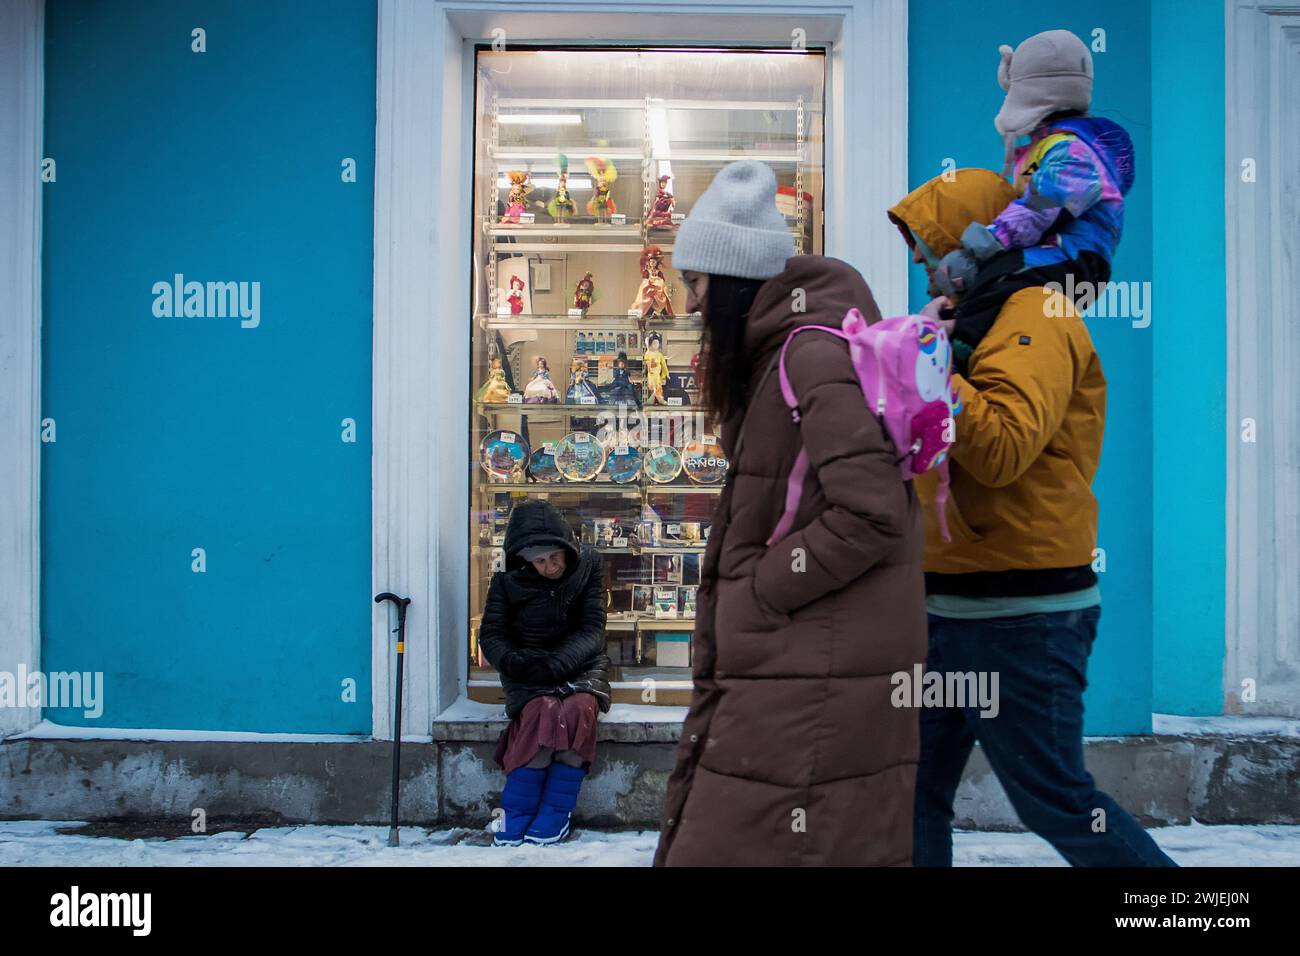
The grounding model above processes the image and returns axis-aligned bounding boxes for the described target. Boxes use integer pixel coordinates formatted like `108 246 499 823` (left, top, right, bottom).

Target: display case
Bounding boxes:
467 47 825 707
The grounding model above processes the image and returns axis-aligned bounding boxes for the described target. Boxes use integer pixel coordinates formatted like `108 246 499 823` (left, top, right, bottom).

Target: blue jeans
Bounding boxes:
913 606 1177 867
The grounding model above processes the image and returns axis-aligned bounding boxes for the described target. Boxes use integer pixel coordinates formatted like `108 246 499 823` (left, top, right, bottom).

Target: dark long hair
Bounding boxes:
698 273 766 423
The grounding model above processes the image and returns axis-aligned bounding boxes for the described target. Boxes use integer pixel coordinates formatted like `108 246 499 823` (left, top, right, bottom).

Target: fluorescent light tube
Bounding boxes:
498 113 582 126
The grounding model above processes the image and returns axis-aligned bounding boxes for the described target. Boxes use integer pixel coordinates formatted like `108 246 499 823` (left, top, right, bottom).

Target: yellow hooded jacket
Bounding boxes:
887 169 1106 588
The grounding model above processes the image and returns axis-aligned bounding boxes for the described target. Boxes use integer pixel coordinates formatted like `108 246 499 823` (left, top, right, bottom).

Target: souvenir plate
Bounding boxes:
682 438 727 484
554 431 607 481
479 430 530 481
643 444 683 484
605 444 643 484
528 443 561 483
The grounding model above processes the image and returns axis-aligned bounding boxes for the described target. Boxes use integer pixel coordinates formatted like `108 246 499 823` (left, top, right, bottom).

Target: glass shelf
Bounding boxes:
477 312 703 331
485 222 644 237
475 478 723 497
476 401 708 414
490 146 645 161
472 544 704 559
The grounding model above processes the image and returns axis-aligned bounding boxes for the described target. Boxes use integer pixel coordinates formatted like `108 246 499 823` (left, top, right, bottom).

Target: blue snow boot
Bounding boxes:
523 762 587 845
494 766 546 846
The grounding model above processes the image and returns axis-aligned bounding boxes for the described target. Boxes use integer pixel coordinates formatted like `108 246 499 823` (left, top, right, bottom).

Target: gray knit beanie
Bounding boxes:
672 161 795 280
995 29 1093 140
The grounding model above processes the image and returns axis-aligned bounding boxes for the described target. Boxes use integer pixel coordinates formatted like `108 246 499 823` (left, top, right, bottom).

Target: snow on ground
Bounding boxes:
2 820 1298 866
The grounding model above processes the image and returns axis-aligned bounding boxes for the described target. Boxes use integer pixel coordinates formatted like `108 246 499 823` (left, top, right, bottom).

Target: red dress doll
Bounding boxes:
507 275 526 315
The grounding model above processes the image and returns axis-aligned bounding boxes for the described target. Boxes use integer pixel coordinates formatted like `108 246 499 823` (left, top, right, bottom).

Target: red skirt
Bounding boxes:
494 693 599 775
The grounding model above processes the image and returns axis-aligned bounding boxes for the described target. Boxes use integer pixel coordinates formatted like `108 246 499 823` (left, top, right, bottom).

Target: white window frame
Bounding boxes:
371 0 909 737
0 0 43 740
1225 0 1300 716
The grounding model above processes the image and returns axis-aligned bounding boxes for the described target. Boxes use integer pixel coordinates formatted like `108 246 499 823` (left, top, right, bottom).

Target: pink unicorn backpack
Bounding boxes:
766 308 960 546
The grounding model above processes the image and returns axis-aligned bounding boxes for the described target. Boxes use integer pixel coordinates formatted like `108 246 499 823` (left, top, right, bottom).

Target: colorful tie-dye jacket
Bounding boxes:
989 116 1136 268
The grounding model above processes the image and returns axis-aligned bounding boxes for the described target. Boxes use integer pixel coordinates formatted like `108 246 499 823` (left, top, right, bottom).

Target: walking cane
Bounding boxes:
375 592 411 846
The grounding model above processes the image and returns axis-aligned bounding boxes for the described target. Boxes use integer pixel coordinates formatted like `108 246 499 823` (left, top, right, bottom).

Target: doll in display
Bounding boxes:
607 350 638 406
524 356 560 404
573 271 595 313
600 518 623 547
643 332 669 406
585 155 617 222
499 170 532 224
645 175 676 229
546 154 577 225
507 274 526 315
630 245 675 319
567 357 599 404
477 354 512 404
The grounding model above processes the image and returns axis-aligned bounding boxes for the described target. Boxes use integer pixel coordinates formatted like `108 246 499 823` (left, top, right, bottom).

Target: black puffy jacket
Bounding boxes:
478 499 612 720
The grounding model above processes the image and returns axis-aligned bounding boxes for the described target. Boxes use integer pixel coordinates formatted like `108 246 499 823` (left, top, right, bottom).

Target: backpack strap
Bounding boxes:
767 448 811 546
775 324 848 422
934 457 952 543
765 324 851 546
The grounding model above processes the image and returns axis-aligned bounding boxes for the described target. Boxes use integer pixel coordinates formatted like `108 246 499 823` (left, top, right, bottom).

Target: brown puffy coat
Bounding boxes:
653 256 927 866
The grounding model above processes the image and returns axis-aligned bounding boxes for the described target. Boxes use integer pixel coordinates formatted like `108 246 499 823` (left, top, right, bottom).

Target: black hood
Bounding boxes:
503 499 580 572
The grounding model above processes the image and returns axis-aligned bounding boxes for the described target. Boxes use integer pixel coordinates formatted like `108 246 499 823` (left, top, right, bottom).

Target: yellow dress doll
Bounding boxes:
476 355 512 404
643 332 669 406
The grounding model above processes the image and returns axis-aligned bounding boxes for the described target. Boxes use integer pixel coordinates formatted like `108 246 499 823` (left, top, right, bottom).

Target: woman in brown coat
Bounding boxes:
654 161 928 866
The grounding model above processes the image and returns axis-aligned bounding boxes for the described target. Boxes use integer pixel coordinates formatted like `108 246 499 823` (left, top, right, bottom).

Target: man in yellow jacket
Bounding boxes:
888 168 1174 867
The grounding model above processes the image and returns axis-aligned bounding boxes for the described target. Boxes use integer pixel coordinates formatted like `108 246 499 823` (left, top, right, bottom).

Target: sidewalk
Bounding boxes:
2 820 1298 867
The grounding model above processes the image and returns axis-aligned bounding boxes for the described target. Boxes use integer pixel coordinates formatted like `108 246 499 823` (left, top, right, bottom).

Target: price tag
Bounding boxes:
542 442 555 454
496 306 511 317
615 445 629 456
520 212 536 224
501 432 515 443
491 533 505 546
567 308 584 317
575 433 590 443
611 213 627 225
579 396 597 406
627 309 641 318
668 397 684 406
666 523 681 535
703 434 716 443
612 538 629 548
506 393 523 405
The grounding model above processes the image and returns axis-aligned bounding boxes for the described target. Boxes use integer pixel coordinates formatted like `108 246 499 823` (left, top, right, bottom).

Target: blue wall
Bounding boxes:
908 2 1155 733
41 0 377 732
1150 0 1225 714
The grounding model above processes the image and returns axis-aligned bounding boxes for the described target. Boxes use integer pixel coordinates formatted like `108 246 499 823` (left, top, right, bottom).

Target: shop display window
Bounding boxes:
468 47 825 707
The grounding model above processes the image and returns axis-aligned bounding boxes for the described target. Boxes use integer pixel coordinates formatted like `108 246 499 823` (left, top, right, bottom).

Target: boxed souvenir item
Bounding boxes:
654 587 680 619
655 632 692 668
